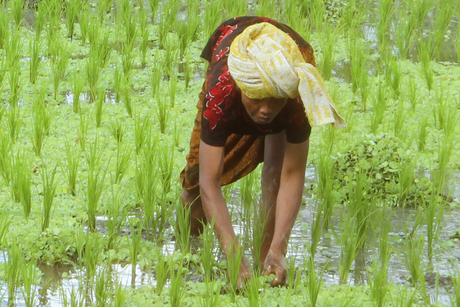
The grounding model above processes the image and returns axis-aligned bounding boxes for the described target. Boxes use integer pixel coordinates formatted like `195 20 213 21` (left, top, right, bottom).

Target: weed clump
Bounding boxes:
332 134 432 206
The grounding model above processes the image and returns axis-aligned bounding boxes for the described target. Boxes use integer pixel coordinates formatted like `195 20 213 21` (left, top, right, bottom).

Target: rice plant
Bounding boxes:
41 163 58 231
85 137 108 232
29 39 41 84
0 130 12 183
431 0 455 59
5 239 22 306
11 151 32 219
129 218 142 287
418 39 434 91
169 256 185 307
62 139 80 196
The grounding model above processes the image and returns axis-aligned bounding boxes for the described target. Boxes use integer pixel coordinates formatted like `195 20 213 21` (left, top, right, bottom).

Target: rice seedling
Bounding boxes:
129 218 142 287
252 203 268 271
155 96 169 134
9 0 24 28
95 89 105 128
121 45 135 83
21 258 40 307
65 0 81 39
338 210 361 284
418 39 434 91
368 210 392 307
370 83 387 134
114 142 132 184
78 111 88 151
85 45 102 102
377 0 397 57
29 39 41 84
62 139 80 196
0 131 12 183
41 163 58 232
254 0 278 18
319 23 338 81
431 0 455 59
203 0 223 39
134 115 150 154
305 257 324 307
7 105 22 143
85 137 108 232
407 75 418 111
347 170 372 250
175 200 191 253
11 151 32 219
169 256 185 307
200 220 216 283
0 4 8 50
138 8 150 67
169 70 178 108
402 224 429 301
200 278 222 307
149 0 160 21
149 59 162 99
239 171 256 245
31 98 48 156
82 232 105 295
113 280 127 307
5 239 22 306
122 82 133 117
155 252 169 296
77 2 91 45
96 0 113 25
117 0 137 51
393 100 406 140
456 17 460 63
395 0 433 59
417 115 428 152
94 264 112 307
52 43 70 100
349 37 370 110
316 148 334 231
72 71 84 113
226 237 245 299
451 270 460 307
0 214 10 244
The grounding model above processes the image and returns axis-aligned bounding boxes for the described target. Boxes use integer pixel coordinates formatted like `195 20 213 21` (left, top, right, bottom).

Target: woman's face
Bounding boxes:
241 93 287 125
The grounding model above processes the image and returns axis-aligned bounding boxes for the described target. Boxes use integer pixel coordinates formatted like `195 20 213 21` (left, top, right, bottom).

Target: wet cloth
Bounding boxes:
180 16 315 190
228 22 347 128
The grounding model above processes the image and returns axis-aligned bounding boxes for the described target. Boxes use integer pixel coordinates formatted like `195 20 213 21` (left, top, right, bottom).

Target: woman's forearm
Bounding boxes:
200 181 238 253
269 139 309 255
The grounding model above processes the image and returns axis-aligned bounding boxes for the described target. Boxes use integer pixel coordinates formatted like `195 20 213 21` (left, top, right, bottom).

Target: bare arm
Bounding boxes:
198 140 235 252
199 140 251 287
264 138 309 285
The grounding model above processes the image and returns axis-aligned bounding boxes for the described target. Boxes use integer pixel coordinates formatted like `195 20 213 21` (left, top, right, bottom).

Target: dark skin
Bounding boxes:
181 93 309 288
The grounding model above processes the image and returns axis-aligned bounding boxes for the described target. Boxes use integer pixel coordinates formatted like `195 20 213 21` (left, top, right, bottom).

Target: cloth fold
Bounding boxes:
228 22 347 128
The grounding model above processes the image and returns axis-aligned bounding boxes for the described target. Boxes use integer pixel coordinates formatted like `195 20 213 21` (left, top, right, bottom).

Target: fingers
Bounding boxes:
271 266 286 287
263 264 287 287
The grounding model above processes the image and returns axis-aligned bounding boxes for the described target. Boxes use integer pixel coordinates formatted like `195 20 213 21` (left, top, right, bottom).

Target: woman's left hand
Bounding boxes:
263 250 287 287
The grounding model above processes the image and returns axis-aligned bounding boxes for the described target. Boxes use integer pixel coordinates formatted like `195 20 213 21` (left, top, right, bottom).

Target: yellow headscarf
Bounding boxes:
228 22 347 128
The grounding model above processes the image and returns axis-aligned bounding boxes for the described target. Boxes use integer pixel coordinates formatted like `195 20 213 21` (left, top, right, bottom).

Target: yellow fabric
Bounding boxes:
228 22 347 128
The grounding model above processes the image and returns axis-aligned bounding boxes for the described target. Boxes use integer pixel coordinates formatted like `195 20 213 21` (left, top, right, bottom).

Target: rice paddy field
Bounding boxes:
0 0 460 306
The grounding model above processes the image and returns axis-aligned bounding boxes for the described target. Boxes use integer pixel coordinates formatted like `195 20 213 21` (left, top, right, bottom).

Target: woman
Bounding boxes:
180 16 346 288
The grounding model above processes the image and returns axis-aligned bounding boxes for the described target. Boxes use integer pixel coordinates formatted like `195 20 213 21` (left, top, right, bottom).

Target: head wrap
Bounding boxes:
228 22 347 128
